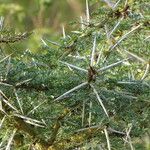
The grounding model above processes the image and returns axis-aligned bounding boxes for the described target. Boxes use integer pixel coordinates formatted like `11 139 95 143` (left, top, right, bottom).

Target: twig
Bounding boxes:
76 125 125 136
76 124 103 133
107 127 126 136
48 109 70 145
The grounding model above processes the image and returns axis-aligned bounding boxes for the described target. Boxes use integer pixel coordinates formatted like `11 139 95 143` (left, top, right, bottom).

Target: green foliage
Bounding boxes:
0 0 150 150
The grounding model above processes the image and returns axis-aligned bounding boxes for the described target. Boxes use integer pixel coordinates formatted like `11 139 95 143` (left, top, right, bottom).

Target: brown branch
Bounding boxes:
50 125 126 149
48 108 70 146
1 80 49 91
14 116 50 149
0 32 32 44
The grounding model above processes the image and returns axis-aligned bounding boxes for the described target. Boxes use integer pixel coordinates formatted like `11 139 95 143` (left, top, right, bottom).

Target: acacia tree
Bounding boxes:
0 0 150 150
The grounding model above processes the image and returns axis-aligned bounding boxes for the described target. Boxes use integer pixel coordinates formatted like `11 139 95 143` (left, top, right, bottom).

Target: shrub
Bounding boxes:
0 1 149 149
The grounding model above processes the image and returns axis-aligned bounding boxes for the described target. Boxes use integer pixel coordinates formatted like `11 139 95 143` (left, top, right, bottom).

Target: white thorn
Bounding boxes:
110 25 141 51
90 84 109 118
86 0 90 25
55 82 88 101
104 127 111 150
90 35 97 66
62 24 66 38
80 16 85 30
60 61 88 73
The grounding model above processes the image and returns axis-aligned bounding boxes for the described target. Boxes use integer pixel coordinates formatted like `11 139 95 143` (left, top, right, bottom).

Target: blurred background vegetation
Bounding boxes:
0 0 87 54
0 0 85 31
